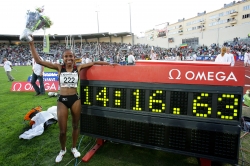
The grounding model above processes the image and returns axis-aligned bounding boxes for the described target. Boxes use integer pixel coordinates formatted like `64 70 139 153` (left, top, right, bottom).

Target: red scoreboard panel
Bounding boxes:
80 61 244 164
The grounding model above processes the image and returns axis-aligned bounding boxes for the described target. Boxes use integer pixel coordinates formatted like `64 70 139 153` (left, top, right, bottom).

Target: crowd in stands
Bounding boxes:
0 37 250 65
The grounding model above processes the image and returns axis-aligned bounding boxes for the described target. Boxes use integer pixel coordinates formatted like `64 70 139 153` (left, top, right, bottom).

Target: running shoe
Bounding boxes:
55 148 66 163
71 148 80 158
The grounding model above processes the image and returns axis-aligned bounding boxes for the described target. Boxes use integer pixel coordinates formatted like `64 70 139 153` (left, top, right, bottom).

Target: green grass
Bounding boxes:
0 66 249 166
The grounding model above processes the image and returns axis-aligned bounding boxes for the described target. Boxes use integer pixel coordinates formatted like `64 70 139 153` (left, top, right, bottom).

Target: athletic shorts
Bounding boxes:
57 94 80 108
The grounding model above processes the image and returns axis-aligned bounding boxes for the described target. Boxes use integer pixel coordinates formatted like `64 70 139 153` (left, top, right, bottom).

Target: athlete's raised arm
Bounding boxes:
77 61 118 71
29 39 60 71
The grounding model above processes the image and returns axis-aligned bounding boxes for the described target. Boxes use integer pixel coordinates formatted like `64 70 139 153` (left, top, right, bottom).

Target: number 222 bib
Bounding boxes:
60 72 78 88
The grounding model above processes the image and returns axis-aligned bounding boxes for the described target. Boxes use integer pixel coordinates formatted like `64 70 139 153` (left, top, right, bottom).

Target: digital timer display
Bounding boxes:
81 81 241 121
79 63 244 164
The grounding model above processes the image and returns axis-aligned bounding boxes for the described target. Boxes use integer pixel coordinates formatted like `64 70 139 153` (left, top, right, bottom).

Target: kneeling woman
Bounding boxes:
29 40 117 163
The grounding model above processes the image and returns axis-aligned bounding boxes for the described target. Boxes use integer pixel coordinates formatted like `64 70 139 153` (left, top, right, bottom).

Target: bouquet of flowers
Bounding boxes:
19 6 53 42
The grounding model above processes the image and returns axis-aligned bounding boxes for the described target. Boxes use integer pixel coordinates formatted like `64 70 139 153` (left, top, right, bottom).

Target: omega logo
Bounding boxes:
168 69 237 82
168 69 181 80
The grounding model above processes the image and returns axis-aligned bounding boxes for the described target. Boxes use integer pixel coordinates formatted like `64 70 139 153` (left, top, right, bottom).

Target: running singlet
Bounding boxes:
59 65 79 88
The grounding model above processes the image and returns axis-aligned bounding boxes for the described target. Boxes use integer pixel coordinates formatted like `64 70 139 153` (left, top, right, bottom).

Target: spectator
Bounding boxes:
3 57 14 82
226 47 235 66
81 55 86 64
85 54 91 63
244 49 250 67
192 52 197 61
1 39 249 65
150 50 157 60
127 52 135 65
31 56 45 96
113 53 120 64
215 47 230 63
99 55 104 61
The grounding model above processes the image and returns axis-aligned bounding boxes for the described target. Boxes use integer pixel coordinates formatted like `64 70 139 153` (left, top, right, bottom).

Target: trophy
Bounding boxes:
19 6 53 42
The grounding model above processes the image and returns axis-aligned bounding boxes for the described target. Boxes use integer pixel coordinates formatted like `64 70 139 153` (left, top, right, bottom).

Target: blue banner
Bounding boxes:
27 72 58 82
196 56 204 61
203 56 210 61
238 55 244 61
196 56 216 61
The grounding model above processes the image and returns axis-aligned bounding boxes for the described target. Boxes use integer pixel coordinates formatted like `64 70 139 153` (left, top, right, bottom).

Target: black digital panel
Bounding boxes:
216 94 240 120
80 114 239 163
149 90 166 113
192 92 212 118
80 81 242 164
170 91 188 115
81 85 94 105
96 86 109 107
130 89 145 111
113 88 126 109
80 83 242 121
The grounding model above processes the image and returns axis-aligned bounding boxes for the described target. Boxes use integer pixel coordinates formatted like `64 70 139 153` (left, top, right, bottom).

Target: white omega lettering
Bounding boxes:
25 83 32 90
13 83 22 91
207 72 214 81
50 83 56 90
195 72 206 80
44 83 50 90
169 69 181 80
44 83 57 90
185 71 195 80
184 71 237 82
226 72 237 81
215 72 226 81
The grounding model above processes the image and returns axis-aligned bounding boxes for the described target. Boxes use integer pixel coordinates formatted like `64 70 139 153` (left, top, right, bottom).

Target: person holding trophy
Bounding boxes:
20 7 118 163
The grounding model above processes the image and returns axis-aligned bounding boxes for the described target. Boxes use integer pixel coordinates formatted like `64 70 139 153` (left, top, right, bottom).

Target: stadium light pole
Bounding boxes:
128 2 132 33
217 18 220 46
96 10 99 33
128 2 134 45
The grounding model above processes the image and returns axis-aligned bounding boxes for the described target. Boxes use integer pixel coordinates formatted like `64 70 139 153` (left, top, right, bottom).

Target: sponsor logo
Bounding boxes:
11 81 59 92
168 69 237 82
27 72 58 82
43 72 58 77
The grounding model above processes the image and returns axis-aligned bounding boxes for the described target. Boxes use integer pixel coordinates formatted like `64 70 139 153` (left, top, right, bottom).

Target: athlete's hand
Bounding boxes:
28 35 34 44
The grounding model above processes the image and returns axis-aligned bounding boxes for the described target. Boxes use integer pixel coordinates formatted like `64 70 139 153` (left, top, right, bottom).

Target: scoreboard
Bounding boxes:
80 61 244 164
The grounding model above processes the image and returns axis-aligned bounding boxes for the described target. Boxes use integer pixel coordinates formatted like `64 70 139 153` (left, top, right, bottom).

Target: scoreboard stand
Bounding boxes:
81 139 215 166
82 138 105 162
199 158 211 166
81 139 219 166
80 60 245 165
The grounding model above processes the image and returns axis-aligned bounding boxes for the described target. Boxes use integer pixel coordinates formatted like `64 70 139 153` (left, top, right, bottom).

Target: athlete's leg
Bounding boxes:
57 101 69 150
70 99 81 148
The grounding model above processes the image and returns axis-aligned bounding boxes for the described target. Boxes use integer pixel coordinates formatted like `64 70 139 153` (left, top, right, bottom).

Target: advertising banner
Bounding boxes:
27 72 58 82
11 81 59 92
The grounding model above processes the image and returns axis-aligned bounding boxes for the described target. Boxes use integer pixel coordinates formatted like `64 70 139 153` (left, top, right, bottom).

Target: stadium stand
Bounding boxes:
0 34 249 65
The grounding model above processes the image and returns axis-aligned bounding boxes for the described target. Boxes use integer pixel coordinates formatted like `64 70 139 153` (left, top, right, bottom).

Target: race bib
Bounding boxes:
60 72 78 88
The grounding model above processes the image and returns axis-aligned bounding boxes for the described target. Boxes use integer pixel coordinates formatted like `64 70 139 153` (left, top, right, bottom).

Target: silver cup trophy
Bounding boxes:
19 7 52 42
